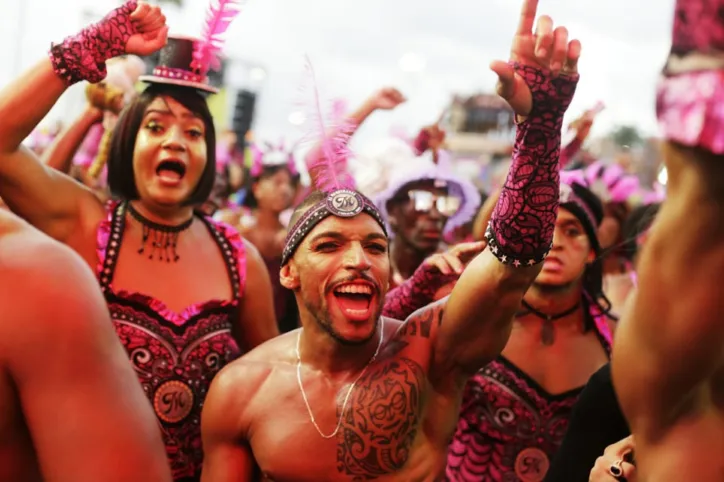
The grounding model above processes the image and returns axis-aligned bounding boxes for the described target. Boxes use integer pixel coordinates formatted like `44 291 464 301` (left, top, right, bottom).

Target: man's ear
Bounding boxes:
280 261 300 290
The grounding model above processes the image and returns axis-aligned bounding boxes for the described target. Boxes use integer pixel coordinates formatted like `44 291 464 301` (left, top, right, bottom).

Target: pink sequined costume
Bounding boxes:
97 201 245 481
445 309 611 482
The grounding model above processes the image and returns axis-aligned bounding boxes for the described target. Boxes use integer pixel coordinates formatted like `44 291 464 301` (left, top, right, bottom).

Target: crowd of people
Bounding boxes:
0 0 720 481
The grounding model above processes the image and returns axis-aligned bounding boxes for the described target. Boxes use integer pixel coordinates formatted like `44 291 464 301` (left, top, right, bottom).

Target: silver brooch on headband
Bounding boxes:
326 189 364 217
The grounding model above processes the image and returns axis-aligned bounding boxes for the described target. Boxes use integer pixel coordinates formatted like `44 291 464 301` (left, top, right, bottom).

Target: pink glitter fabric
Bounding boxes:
485 62 579 267
445 309 612 482
96 201 246 481
657 70 724 154
658 0 724 154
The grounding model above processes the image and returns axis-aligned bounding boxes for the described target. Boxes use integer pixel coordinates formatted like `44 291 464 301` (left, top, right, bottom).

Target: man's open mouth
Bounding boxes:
332 283 374 321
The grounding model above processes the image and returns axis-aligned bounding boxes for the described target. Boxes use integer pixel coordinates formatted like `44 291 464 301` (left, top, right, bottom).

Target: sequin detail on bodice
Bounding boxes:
445 312 612 482
96 201 246 481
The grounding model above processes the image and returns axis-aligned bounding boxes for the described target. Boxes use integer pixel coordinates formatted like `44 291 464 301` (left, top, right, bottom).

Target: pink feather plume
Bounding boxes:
300 56 355 193
191 0 243 76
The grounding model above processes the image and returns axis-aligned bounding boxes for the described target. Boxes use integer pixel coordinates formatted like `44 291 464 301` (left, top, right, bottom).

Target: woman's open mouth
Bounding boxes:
156 159 187 185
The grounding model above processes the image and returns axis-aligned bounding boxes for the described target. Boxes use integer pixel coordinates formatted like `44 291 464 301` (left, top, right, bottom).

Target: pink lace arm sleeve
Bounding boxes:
49 1 138 85
382 263 458 320
485 63 579 266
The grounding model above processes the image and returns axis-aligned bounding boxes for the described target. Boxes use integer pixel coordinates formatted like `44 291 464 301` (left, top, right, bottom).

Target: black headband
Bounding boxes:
281 189 388 266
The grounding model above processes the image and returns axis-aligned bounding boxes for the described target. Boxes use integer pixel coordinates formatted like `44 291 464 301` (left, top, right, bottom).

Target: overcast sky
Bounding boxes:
2 0 674 144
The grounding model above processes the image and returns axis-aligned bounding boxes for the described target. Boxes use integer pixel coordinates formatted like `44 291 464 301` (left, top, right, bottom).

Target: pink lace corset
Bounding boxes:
96 201 246 481
445 311 612 482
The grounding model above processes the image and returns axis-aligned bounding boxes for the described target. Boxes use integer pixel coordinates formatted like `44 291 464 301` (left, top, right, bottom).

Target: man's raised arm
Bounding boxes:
432 0 581 379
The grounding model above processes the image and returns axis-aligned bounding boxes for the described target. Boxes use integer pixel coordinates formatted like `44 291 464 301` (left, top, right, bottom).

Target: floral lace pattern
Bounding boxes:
486 63 579 267
49 0 138 84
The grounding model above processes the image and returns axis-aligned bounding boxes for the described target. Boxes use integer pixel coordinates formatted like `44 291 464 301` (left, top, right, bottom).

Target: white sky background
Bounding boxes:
1 0 674 145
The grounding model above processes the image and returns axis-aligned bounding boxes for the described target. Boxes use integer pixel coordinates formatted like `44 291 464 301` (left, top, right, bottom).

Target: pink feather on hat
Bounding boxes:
191 0 244 76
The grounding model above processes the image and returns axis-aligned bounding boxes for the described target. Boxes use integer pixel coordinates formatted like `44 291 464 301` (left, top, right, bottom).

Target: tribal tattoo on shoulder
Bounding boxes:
336 356 426 479
335 305 444 479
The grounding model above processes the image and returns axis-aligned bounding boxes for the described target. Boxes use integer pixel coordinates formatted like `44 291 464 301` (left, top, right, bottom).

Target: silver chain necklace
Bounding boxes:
295 318 385 439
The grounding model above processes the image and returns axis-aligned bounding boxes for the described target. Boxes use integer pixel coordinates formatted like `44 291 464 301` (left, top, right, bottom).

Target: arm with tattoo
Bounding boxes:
429 1 581 382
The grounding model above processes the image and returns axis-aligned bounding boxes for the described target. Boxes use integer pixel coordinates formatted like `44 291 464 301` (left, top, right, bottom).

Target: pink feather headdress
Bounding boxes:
190 0 244 76
280 57 387 266
299 56 355 193
560 160 640 204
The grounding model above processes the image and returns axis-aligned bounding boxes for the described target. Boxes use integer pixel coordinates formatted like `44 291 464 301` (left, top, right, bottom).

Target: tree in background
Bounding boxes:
611 125 643 149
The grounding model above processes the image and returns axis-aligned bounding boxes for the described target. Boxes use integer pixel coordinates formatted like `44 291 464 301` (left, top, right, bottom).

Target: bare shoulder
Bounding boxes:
209 331 297 403
0 212 88 290
204 332 296 438
0 211 104 344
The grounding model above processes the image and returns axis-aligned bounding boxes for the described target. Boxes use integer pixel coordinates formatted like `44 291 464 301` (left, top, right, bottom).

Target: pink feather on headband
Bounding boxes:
300 56 355 193
191 0 243 76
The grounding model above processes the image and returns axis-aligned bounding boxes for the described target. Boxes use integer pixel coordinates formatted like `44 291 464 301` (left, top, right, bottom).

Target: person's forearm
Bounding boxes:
485 63 578 267
0 61 67 155
383 263 458 320
0 1 137 156
559 135 583 168
42 110 101 173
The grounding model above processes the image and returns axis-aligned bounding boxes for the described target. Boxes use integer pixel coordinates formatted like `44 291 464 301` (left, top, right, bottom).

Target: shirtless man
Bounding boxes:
612 0 724 480
0 210 171 482
199 1 581 479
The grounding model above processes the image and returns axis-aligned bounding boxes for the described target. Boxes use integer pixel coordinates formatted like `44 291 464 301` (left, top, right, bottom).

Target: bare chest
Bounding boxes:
501 323 609 395
110 228 233 314
250 356 441 481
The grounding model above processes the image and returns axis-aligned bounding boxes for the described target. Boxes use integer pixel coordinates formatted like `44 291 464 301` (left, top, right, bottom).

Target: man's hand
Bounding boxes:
424 241 487 276
127 1 168 56
589 436 636 482
367 87 406 111
413 124 446 154
489 0 581 117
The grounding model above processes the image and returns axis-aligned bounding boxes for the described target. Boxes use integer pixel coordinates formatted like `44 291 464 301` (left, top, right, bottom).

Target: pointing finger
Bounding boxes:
516 0 539 35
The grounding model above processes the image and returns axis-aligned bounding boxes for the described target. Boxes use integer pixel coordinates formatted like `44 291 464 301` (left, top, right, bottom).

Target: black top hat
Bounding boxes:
139 35 219 94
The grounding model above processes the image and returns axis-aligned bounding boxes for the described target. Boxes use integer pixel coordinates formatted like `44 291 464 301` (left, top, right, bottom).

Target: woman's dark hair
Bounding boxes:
242 164 300 209
107 84 217 206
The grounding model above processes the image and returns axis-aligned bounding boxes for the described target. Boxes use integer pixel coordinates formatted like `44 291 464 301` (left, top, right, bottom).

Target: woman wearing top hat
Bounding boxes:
0 2 278 480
